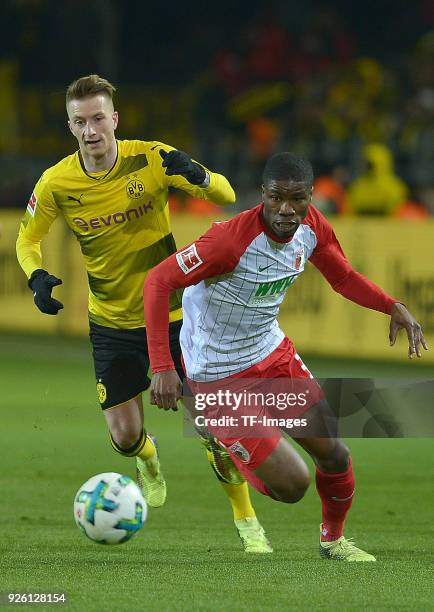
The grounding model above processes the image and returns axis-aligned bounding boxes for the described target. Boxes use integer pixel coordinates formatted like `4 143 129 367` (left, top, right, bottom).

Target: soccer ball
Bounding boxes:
73 472 147 544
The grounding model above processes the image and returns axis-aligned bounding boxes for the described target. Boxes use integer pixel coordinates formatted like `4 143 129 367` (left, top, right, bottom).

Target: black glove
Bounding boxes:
28 269 64 315
160 149 206 185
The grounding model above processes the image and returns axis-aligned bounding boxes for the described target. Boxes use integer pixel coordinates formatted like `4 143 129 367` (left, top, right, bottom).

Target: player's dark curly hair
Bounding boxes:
263 153 314 186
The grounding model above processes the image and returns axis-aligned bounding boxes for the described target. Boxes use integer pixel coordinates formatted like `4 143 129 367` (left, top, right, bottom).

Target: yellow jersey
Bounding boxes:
16 139 235 328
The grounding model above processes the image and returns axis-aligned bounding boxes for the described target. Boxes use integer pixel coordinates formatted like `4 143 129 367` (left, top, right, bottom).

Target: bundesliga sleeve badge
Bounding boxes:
27 192 38 217
176 244 203 274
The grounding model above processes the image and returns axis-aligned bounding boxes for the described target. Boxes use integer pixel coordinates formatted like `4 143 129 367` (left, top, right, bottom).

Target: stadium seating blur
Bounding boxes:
1 0 433 356
0 0 433 215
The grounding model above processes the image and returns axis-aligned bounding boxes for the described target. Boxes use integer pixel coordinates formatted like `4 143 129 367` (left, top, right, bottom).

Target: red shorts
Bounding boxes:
189 337 323 472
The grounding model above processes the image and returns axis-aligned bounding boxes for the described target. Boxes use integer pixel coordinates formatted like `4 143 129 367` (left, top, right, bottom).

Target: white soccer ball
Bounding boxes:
73 472 147 544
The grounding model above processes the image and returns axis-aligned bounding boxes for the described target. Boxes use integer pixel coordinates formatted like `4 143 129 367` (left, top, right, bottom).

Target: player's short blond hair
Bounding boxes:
66 74 116 104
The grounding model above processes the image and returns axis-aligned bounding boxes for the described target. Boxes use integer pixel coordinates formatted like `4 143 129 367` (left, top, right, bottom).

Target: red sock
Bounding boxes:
316 457 355 542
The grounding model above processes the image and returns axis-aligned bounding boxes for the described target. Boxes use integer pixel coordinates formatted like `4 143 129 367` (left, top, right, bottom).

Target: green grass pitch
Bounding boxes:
1 333 433 611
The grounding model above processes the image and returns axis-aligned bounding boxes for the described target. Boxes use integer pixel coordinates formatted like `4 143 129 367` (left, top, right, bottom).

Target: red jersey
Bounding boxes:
144 204 396 381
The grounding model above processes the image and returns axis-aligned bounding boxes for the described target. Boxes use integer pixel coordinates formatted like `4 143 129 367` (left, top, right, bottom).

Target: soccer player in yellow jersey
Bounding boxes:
16 74 271 553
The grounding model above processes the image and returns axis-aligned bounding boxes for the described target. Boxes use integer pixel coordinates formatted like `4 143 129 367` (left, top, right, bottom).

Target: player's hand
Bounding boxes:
389 303 428 359
28 269 64 315
150 370 182 411
160 149 206 185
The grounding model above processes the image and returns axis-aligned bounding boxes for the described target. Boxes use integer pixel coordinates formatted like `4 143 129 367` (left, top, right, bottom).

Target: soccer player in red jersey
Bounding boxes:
143 152 427 560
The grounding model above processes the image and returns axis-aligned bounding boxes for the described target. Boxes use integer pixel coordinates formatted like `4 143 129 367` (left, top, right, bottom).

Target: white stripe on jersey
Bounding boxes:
180 223 317 381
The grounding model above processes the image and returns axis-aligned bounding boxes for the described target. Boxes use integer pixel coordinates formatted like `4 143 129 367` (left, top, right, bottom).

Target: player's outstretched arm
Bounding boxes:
389 303 428 359
157 147 236 205
309 208 398 314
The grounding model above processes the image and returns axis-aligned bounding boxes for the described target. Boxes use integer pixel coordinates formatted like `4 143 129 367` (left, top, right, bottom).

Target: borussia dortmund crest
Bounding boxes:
126 178 145 199
97 382 107 404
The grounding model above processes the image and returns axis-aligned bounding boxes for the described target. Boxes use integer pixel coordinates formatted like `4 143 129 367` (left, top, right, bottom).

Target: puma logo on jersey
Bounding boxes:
73 202 153 232
68 193 85 205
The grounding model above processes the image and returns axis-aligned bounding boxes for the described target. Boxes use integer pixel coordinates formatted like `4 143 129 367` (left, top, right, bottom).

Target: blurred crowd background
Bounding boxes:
1 0 433 217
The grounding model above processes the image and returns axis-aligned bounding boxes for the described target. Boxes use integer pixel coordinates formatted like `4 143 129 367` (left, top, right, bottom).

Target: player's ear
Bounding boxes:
67 120 74 136
112 111 119 130
261 184 265 200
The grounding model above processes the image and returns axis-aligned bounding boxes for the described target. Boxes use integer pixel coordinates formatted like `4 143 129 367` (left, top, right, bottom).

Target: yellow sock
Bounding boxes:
137 435 156 461
221 481 256 521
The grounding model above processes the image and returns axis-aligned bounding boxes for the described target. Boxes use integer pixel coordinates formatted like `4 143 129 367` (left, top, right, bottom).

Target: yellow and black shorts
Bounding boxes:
89 320 183 410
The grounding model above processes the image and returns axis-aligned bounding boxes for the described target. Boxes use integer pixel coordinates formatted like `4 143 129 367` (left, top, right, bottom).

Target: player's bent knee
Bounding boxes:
111 429 140 449
287 485 308 504
279 488 307 504
254 437 311 503
272 480 309 504
109 428 144 457
269 465 310 504
104 397 144 454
